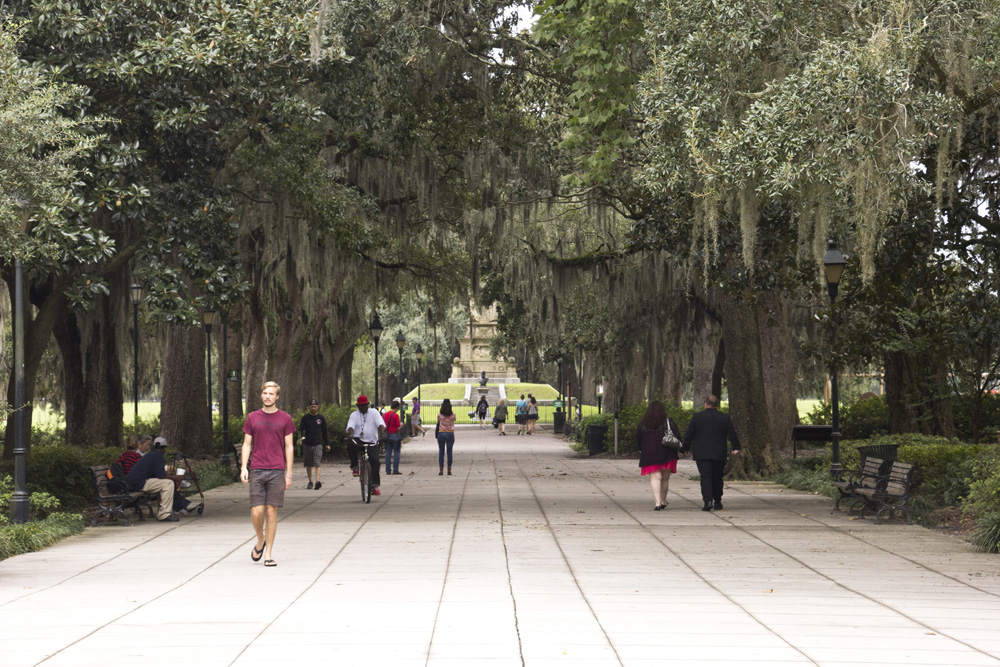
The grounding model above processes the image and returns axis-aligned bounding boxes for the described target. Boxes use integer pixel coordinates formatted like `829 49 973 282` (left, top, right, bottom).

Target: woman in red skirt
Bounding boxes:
637 400 681 510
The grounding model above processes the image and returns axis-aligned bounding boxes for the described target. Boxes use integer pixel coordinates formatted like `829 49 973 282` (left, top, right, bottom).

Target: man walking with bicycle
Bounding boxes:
346 395 385 496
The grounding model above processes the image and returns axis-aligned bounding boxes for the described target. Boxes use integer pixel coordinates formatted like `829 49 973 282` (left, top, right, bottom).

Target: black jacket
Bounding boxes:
126 449 166 490
637 418 681 468
683 408 741 461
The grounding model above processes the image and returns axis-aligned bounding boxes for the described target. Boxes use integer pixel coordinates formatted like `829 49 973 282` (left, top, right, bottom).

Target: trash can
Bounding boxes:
587 423 608 456
553 409 566 434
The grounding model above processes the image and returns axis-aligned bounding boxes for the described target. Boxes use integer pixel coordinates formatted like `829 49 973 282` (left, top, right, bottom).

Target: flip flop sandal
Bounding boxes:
264 559 277 567
251 543 265 562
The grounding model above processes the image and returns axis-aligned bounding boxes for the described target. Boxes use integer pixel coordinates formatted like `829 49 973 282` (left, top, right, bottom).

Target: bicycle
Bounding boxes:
345 437 384 503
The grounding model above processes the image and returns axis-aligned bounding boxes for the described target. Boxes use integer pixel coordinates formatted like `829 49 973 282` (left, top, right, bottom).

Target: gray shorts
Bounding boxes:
248 469 286 508
303 444 323 467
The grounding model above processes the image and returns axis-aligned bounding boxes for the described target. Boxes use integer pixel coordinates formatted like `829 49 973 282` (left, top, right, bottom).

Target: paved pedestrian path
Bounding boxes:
2 426 999 666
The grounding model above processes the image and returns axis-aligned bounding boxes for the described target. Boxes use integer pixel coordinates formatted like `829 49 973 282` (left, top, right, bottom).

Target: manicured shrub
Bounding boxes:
841 397 889 438
971 513 1000 553
773 456 836 497
803 397 889 438
0 513 84 561
0 445 120 512
950 393 1000 443
775 435 983 525
573 400 696 454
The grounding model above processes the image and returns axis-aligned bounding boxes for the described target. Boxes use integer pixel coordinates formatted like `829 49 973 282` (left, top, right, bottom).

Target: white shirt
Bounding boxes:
346 409 386 444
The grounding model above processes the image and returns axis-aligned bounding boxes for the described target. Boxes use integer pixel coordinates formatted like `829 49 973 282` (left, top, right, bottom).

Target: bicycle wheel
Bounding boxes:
360 460 371 503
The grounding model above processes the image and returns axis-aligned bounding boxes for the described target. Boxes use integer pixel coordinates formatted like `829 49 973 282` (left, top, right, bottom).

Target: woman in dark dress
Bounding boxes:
637 400 681 510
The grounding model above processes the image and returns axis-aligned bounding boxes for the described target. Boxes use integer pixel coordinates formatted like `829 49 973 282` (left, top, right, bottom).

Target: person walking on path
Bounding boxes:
637 400 681 511
298 399 329 490
346 394 386 494
515 394 527 435
494 398 508 435
526 395 538 435
436 398 457 475
241 381 296 567
476 395 490 430
682 394 741 511
411 396 426 437
384 399 403 475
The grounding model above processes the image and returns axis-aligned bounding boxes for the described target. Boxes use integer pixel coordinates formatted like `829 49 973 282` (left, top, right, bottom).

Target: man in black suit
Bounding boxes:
683 395 741 511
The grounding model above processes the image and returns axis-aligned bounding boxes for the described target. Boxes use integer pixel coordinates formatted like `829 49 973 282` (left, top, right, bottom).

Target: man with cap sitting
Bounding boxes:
345 395 386 495
126 437 192 522
298 399 329 489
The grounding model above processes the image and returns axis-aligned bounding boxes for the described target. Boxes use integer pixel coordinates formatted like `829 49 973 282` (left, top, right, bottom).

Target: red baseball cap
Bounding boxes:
356 395 369 405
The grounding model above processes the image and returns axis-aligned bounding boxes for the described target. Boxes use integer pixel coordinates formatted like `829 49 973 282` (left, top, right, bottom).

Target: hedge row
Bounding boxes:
775 435 1000 552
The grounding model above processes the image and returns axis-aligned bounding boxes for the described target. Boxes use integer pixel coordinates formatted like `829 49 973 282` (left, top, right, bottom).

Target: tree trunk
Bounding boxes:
221 323 244 417
160 325 214 457
662 348 683 406
883 350 957 436
718 291 776 479
692 303 722 404
3 276 69 458
756 290 798 453
332 338 354 405
711 338 725 399
53 293 125 449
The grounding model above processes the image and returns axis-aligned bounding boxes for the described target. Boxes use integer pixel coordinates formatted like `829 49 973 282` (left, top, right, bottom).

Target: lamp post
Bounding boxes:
130 284 143 426
824 240 848 477
557 358 563 404
577 335 585 420
203 309 217 420
10 202 30 524
415 344 424 403
220 314 230 467
395 331 406 398
369 313 384 408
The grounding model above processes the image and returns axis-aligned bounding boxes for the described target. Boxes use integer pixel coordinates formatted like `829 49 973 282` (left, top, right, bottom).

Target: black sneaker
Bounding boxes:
306 481 313 489
702 503 713 512
314 481 322 490
714 501 723 510
158 514 180 522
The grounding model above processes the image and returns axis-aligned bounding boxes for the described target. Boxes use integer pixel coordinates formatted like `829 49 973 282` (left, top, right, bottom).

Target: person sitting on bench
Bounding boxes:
126 437 195 521
115 434 152 475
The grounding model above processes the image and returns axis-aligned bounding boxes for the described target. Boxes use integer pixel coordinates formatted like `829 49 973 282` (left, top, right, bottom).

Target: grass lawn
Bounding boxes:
403 384 467 401
797 398 821 420
31 400 166 428
501 383 558 400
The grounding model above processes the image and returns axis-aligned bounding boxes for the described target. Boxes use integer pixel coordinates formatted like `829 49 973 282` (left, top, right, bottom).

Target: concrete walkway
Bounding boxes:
2 426 999 667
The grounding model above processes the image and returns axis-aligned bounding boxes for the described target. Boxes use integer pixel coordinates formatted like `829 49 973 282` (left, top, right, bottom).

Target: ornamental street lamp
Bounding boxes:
415 344 424 403
10 200 30 524
130 283 143 426
824 240 848 477
369 313 384 408
220 313 230 467
203 309 217 420
395 331 406 398
577 335 585 420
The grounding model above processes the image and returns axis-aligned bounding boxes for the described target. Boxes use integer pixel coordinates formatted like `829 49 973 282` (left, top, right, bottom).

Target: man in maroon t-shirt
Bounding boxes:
241 381 295 567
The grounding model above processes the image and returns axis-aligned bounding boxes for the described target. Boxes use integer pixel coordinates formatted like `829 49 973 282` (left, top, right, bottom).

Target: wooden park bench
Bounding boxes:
831 456 885 511
853 461 917 525
89 464 155 527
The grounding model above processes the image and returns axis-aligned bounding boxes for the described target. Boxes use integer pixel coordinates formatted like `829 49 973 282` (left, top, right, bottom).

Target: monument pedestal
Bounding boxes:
448 303 518 383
